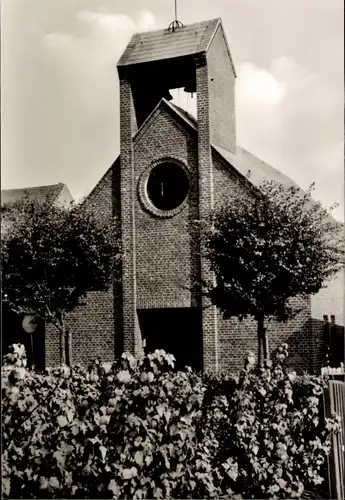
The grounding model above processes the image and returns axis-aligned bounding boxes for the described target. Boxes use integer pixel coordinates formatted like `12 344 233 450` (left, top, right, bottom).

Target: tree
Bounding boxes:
202 181 344 367
1 198 121 366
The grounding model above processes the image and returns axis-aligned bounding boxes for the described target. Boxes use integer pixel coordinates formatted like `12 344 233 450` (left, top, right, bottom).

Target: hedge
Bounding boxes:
2 343 340 499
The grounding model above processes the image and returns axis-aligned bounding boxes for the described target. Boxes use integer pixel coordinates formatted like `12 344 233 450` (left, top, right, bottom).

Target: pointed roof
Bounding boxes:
1 183 71 206
117 18 221 67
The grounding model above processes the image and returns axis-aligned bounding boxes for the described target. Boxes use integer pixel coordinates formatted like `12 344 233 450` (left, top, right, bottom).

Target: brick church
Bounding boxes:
3 18 344 373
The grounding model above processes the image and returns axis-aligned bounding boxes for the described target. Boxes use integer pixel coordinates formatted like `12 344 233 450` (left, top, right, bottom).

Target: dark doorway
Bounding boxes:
2 305 45 370
137 307 203 371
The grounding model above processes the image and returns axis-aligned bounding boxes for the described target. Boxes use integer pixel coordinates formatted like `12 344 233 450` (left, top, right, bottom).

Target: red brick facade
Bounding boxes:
42 18 343 374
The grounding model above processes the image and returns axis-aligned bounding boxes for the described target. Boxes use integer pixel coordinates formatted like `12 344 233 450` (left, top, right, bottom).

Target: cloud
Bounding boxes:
45 9 157 61
171 56 343 220
237 63 285 105
37 10 158 199
76 11 136 46
43 10 158 112
135 10 156 31
236 57 344 220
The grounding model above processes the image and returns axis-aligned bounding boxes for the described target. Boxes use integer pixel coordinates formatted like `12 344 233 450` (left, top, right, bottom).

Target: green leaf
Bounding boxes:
108 479 120 496
277 478 287 489
99 445 107 462
48 476 60 489
39 477 49 490
57 415 68 427
121 468 131 480
134 450 144 467
2 478 10 497
66 409 74 422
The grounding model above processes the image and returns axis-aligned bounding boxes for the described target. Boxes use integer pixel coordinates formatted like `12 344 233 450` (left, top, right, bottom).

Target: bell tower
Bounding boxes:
117 18 237 370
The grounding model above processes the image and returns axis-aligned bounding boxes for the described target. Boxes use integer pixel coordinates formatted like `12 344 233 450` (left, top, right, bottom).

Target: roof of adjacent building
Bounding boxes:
117 18 221 67
1 183 70 206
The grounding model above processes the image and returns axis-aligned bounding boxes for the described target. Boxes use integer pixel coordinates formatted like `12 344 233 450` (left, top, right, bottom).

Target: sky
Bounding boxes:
1 0 344 221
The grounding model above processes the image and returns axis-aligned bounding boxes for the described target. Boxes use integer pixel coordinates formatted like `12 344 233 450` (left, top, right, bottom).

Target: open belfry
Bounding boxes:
116 18 237 372
40 18 338 372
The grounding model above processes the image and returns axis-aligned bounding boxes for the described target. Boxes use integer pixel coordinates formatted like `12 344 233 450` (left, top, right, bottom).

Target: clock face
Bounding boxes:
146 162 189 211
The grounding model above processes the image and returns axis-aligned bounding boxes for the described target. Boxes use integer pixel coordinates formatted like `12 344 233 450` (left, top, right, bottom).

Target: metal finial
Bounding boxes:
167 0 184 32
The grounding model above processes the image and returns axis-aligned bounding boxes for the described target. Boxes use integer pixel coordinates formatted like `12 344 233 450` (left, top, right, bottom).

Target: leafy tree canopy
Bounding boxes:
1 197 121 363
203 181 343 356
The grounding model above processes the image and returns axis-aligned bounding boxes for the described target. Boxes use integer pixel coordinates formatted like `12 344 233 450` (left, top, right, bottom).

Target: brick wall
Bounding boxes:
212 149 253 209
196 56 219 372
134 105 200 309
207 24 236 154
45 323 60 367
44 164 123 367
217 297 314 374
118 74 143 356
211 152 318 373
44 292 116 367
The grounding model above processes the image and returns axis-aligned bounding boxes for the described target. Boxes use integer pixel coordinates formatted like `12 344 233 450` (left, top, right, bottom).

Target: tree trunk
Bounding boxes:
30 332 34 370
59 330 66 365
59 317 66 366
263 328 269 365
257 317 265 368
66 328 72 367
257 316 270 368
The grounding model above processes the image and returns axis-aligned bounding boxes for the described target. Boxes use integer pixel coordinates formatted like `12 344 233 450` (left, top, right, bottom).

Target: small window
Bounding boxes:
146 162 189 211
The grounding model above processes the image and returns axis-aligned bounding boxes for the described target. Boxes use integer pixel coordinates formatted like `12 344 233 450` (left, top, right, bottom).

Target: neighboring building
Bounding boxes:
3 19 344 373
1 183 73 368
1 182 73 208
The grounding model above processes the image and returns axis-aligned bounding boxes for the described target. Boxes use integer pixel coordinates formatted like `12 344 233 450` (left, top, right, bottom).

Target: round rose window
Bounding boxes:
146 162 189 211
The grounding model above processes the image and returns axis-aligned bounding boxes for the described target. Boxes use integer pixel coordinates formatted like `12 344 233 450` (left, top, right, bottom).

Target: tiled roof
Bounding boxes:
213 145 299 191
1 183 66 206
168 101 197 129
117 18 220 67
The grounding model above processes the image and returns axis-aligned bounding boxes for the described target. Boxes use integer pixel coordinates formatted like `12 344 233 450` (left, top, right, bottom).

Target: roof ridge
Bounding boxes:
117 18 223 67
1 182 64 193
132 18 220 38
197 18 220 53
1 183 70 207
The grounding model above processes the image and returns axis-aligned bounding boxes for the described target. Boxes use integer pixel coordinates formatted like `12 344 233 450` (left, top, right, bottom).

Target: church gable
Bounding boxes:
133 99 197 176
132 98 256 214
133 100 199 310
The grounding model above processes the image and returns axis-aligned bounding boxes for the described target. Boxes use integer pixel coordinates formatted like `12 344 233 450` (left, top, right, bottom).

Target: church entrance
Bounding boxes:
137 307 203 371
